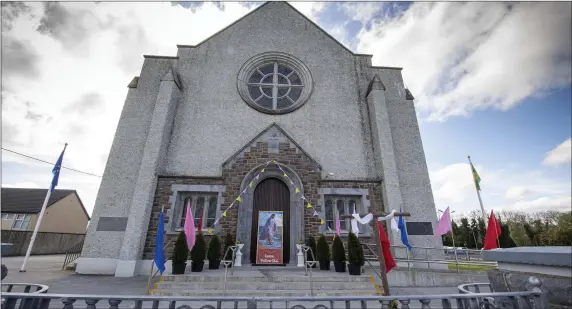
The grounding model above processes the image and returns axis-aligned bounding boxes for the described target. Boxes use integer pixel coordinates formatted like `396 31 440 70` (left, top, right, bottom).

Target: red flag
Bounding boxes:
377 221 397 273
483 210 501 250
197 210 203 234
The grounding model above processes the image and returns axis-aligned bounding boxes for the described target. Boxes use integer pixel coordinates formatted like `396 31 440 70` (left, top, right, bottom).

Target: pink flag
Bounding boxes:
184 199 196 250
434 207 452 237
336 213 341 237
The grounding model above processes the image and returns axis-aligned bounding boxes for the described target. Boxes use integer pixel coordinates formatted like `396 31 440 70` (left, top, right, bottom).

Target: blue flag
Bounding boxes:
50 144 67 192
154 208 166 274
398 208 412 250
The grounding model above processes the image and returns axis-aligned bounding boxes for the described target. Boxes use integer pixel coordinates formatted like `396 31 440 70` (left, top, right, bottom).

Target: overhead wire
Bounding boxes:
1 147 102 178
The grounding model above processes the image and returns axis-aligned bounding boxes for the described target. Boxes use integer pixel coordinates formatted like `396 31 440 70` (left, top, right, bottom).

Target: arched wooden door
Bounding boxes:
250 178 290 264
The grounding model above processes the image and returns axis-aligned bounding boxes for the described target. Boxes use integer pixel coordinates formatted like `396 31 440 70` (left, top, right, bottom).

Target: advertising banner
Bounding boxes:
255 211 283 264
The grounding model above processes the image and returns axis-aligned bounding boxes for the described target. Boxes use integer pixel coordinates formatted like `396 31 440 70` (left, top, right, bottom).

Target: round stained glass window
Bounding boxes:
238 52 313 114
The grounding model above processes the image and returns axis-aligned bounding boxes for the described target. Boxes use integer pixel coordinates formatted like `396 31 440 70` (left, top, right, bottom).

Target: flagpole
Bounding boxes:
468 156 487 222
20 143 68 272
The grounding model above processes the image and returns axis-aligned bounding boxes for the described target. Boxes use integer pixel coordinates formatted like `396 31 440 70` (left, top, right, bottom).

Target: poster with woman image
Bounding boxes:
256 211 283 264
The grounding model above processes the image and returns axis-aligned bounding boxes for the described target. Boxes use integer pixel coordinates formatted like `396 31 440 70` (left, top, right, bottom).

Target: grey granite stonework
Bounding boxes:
237 163 304 265
115 69 182 276
165 2 371 180
78 1 440 276
317 188 372 236
166 184 226 234
484 247 572 308
78 58 175 270
371 67 443 257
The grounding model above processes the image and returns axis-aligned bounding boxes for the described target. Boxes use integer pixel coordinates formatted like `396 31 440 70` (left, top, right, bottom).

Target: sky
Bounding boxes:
2 1 571 219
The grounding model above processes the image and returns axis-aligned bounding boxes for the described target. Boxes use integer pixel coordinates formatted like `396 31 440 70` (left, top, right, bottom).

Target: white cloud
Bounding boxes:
2 182 41 189
502 196 572 213
356 2 571 121
430 163 480 205
340 2 383 24
543 137 572 166
504 186 535 200
1 2 259 214
430 162 571 215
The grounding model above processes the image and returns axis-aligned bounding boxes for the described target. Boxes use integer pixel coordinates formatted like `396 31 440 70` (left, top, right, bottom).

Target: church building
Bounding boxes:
77 1 442 277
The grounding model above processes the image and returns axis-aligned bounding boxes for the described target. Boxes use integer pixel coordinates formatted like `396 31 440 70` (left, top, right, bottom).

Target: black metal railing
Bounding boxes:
62 241 84 270
0 289 547 309
1 283 49 294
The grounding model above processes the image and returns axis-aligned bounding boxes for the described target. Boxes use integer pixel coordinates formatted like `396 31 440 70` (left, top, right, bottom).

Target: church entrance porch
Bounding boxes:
250 178 290 265
237 163 305 266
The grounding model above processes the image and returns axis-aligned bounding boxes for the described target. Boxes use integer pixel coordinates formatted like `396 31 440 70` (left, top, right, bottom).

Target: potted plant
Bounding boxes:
347 232 363 275
316 234 330 270
331 235 346 273
305 235 317 268
223 232 235 267
171 231 188 275
190 233 206 272
207 234 222 269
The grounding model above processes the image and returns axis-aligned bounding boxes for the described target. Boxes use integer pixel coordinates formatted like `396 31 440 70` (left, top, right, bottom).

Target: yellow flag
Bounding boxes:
236 196 242 202
249 182 253 188
261 168 265 173
207 228 213 234
320 219 325 225
295 188 300 194
307 203 312 209
283 173 287 177
223 211 227 217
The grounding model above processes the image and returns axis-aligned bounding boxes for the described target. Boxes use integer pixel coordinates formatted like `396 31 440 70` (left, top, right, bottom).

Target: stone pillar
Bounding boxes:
366 75 404 248
366 72 444 266
114 69 182 277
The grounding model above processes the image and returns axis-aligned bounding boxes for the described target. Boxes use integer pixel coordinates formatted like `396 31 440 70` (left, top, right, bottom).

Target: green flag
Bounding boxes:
471 162 481 191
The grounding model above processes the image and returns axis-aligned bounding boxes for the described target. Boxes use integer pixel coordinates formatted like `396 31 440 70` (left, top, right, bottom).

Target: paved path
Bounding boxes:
1 255 473 296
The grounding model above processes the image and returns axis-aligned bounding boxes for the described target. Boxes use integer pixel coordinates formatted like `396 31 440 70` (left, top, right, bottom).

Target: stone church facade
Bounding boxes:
77 2 442 277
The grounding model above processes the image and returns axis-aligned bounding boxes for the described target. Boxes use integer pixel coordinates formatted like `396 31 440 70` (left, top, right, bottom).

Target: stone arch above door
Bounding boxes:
237 162 304 265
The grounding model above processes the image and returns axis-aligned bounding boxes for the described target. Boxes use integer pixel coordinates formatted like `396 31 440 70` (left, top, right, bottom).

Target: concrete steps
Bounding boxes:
150 271 381 297
152 289 379 297
155 281 376 290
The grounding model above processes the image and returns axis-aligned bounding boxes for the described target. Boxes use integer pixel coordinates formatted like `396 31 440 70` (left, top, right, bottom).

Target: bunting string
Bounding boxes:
202 159 395 236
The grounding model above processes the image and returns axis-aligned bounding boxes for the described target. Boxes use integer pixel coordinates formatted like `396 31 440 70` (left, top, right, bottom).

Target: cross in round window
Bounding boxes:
246 62 304 111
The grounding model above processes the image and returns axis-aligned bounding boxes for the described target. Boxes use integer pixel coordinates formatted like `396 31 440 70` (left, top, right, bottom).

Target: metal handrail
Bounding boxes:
458 282 492 294
221 244 237 296
61 240 84 269
364 243 497 274
145 239 174 294
1 283 49 294
301 245 317 296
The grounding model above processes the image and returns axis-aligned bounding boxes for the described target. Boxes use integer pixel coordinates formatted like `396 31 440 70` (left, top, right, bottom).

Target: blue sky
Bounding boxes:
2 2 571 217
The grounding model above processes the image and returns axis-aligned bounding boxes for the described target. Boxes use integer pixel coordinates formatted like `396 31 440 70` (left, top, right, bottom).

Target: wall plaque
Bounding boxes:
405 222 433 236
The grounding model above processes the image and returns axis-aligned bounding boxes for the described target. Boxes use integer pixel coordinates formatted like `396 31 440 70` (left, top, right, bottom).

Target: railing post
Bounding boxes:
526 276 548 309
222 260 233 296
453 249 460 274
246 299 257 309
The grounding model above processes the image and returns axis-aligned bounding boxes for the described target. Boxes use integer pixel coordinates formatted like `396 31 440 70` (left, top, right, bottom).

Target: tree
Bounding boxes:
459 217 476 248
470 218 481 248
477 217 486 245
498 222 517 248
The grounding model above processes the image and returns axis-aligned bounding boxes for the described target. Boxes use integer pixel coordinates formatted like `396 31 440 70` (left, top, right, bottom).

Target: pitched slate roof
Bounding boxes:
1 188 90 219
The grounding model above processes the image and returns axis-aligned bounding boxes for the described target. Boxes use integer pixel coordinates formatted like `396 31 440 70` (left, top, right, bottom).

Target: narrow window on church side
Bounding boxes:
177 194 218 232
324 195 362 233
